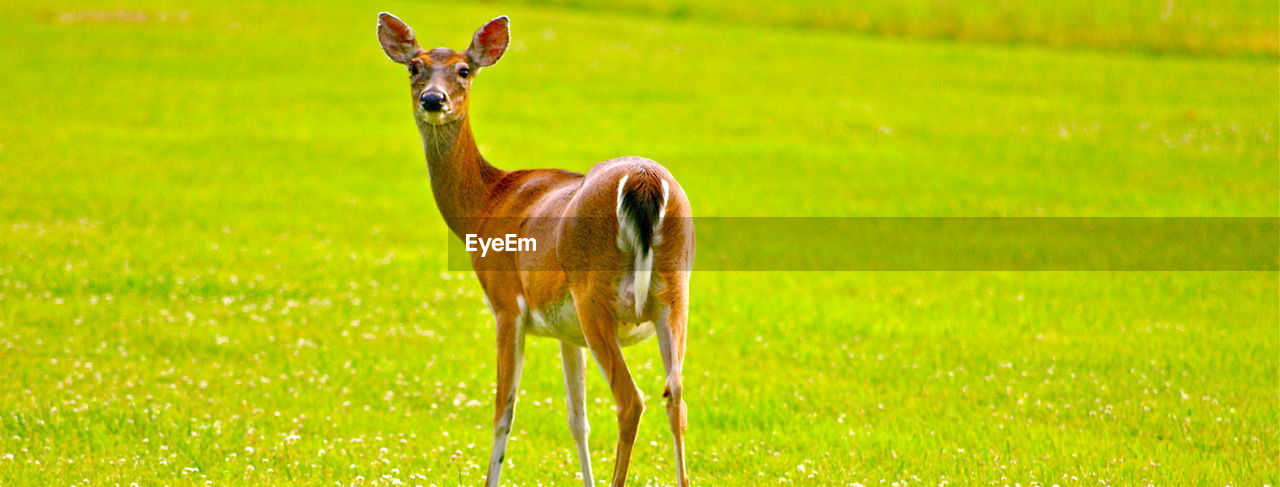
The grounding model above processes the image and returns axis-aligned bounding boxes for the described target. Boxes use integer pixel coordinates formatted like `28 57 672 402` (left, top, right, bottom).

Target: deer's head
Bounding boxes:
377 13 510 126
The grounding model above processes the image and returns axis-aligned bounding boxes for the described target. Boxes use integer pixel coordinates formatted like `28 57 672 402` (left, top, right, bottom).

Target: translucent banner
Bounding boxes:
446 217 1278 271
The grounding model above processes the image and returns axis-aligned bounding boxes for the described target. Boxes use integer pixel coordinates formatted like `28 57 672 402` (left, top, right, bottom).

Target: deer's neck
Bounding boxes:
418 116 505 237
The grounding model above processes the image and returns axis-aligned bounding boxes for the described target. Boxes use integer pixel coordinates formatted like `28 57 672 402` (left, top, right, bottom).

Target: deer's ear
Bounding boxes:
378 12 422 64
466 16 510 68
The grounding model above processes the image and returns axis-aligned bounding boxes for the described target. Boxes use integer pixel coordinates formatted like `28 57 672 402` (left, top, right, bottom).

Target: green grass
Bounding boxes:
1 0 1277 485
499 0 1279 56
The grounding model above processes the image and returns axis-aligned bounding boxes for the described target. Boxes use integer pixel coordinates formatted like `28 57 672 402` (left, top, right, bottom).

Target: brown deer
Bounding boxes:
376 13 694 487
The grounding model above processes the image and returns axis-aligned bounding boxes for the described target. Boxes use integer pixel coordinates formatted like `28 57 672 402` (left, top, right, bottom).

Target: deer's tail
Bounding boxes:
616 170 669 316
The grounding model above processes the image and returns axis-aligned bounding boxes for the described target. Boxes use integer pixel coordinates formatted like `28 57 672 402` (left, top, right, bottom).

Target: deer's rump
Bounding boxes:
488 156 693 343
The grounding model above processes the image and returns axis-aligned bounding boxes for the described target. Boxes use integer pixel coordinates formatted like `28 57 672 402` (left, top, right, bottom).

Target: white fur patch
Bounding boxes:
528 294 586 347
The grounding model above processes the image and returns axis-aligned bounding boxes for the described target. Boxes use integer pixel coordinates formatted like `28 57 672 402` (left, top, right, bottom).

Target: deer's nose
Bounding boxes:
420 91 447 112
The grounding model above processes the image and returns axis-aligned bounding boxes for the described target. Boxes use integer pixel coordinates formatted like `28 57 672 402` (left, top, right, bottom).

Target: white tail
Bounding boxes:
632 250 653 316
616 174 669 316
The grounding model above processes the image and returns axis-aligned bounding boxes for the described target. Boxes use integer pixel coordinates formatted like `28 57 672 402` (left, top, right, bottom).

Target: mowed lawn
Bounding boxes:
1 0 1277 485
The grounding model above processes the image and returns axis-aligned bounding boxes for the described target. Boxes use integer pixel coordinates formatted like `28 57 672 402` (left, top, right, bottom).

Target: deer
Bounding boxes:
376 13 695 487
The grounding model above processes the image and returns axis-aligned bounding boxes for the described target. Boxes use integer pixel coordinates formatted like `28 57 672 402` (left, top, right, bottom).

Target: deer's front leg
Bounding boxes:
485 309 526 487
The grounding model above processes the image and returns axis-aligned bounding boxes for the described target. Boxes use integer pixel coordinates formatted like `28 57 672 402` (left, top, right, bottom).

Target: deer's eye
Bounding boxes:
408 64 420 76
458 67 470 78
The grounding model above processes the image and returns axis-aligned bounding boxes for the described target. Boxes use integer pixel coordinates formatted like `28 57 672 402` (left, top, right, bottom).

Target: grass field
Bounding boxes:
496 0 1280 56
1 0 1277 485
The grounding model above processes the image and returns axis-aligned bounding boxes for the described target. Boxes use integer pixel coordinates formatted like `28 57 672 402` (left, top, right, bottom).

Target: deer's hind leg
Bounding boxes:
654 278 690 487
560 341 594 487
571 283 644 487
